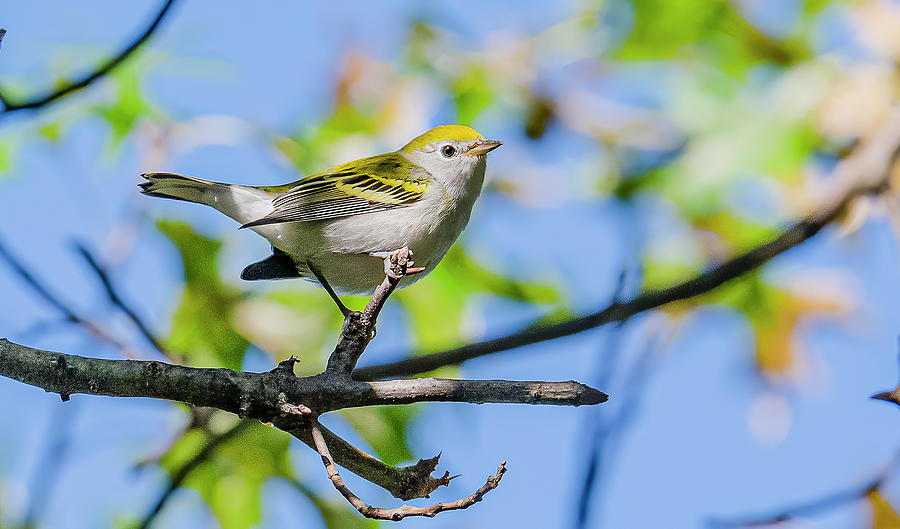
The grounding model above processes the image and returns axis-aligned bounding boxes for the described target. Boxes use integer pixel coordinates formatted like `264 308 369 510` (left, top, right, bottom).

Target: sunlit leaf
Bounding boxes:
38 122 61 142
160 422 292 529
91 68 148 152
397 246 559 350
453 65 493 124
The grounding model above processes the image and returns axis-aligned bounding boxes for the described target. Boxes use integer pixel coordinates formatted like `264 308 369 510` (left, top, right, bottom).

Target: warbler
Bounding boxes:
139 124 501 314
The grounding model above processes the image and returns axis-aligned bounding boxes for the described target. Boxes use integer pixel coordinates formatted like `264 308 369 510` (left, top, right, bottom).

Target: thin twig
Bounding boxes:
73 242 172 358
138 420 252 529
22 401 79 527
0 238 136 356
326 247 422 375
0 0 177 115
708 445 900 527
310 421 506 521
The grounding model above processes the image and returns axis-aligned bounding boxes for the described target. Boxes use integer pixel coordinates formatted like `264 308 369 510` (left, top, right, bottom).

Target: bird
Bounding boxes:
139 124 501 315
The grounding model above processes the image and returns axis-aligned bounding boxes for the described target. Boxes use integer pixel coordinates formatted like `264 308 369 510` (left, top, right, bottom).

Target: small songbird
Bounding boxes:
140 125 501 314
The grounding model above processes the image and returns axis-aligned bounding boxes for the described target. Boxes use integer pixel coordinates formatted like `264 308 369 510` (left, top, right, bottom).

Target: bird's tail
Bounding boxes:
139 172 274 225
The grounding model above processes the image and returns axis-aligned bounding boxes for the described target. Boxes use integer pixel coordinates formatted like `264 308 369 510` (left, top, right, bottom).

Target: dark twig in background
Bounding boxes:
22 401 79 528
0 0 176 116
355 127 900 381
74 242 173 358
138 420 252 529
0 238 136 356
708 446 900 527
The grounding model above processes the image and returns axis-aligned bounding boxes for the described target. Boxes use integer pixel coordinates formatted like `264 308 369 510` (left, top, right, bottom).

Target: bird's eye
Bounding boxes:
441 145 457 158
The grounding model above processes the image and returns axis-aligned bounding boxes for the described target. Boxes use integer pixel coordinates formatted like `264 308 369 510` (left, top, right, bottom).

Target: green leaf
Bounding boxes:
91 68 148 152
293 479 378 529
38 122 61 142
160 422 291 529
0 141 12 174
157 220 248 369
452 65 493 124
397 246 559 351
339 405 419 466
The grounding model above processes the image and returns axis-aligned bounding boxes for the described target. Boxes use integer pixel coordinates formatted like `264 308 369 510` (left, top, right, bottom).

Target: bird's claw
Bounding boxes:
376 247 424 280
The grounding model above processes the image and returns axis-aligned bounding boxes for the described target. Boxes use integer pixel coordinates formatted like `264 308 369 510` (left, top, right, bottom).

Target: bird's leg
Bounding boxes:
307 261 351 318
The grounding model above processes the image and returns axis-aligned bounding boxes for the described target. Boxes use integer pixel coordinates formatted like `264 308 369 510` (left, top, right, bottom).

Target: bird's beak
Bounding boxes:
466 139 502 156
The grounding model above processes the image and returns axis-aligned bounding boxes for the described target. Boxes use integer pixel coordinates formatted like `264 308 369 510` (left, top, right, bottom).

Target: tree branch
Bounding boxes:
355 110 900 381
0 238 137 357
708 445 900 527
285 422 455 501
0 339 605 412
0 0 177 116
74 242 174 359
310 421 506 521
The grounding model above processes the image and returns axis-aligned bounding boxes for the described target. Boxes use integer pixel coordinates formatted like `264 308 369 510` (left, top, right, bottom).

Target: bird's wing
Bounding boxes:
241 152 431 228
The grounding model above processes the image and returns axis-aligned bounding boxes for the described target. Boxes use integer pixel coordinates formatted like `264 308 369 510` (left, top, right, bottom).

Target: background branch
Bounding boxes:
708 445 900 527
355 117 900 381
0 0 176 115
0 238 136 356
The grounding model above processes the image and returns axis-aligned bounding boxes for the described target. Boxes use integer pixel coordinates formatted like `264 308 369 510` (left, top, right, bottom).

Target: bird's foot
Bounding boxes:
372 247 425 280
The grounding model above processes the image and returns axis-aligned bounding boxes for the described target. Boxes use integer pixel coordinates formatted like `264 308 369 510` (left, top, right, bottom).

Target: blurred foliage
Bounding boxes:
160 420 291 529
157 220 248 370
3 0 900 526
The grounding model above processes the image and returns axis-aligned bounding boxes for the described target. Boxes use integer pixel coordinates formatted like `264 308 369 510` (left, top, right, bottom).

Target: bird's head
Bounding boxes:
399 125 501 188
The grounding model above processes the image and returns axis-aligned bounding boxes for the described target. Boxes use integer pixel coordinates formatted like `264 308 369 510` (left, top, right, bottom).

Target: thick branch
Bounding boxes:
0 339 605 411
355 112 900 381
0 0 176 115
310 422 506 521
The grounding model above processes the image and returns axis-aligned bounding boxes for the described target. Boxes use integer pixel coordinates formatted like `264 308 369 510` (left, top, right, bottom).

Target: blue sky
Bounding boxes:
2 1 900 528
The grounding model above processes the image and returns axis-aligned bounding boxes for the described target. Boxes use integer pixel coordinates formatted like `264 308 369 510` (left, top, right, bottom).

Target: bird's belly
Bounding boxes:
260 199 461 296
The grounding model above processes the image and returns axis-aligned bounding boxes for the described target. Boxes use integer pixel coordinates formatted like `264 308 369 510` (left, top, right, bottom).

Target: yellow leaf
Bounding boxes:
868 490 900 529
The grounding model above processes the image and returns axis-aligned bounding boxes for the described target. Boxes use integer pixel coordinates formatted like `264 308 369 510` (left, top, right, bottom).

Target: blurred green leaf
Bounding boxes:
157 220 248 369
453 65 493 124
0 142 12 174
38 122 61 142
397 246 559 350
91 68 148 152
161 422 291 529
339 405 419 466
618 0 807 71
293 479 378 529
232 287 345 371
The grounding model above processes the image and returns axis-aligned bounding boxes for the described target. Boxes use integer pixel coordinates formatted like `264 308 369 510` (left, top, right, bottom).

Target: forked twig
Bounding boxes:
310 420 506 521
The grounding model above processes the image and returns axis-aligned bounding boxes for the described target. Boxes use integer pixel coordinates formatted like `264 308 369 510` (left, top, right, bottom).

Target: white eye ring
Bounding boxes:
441 145 457 158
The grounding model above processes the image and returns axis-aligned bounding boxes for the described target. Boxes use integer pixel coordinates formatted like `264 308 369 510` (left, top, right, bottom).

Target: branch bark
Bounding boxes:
0 0 177 116
310 422 506 521
0 339 605 411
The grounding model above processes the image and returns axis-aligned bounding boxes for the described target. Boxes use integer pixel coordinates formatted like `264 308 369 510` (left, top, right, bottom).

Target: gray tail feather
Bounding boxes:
139 172 274 225
139 172 223 204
